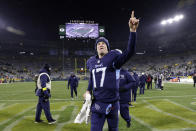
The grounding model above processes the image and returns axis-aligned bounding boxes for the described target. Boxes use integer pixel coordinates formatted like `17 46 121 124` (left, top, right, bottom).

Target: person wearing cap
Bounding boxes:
35 64 56 124
84 11 139 131
119 68 136 128
68 72 79 99
139 72 146 95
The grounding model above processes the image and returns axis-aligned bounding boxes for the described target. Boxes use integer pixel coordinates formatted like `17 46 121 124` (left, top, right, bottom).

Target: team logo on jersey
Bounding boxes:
97 60 100 63
95 103 100 111
120 75 125 79
95 63 103 68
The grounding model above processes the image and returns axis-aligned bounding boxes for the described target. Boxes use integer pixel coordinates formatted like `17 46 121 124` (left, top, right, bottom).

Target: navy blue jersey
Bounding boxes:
87 32 136 103
119 69 136 103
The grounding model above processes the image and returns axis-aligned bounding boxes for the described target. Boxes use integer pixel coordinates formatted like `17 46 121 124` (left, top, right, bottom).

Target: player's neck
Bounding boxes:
98 53 106 59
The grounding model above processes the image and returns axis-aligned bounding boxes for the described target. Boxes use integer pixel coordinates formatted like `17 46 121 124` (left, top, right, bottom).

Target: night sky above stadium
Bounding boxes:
0 0 195 42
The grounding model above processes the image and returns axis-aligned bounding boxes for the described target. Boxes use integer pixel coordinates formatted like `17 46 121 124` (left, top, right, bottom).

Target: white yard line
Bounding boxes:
0 106 34 125
0 103 5 110
0 103 18 111
2 117 24 131
165 99 196 112
51 105 68 112
0 99 82 102
0 94 195 102
152 128 196 131
131 115 155 131
131 100 196 131
4 115 60 131
144 100 196 128
190 102 196 105
138 95 196 99
55 104 79 131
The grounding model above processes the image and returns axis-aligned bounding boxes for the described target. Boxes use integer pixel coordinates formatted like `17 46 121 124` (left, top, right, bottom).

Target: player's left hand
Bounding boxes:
129 11 139 32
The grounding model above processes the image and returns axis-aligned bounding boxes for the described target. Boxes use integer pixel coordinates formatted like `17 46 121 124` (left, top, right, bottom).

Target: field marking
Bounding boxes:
55 104 79 131
152 127 196 131
131 115 155 131
138 95 196 99
0 105 34 125
0 99 83 102
0 103 19 111
0 94 195 102
191 102 196 105
51 105 68 111
144 100 196 125
132 100 196 131
5 115 60 131
164 99 196 112
33 102 71 112
0 103 5 109
2 116 24 131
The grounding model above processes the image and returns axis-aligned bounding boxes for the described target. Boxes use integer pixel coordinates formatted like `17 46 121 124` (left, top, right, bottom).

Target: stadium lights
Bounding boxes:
161 14 184 26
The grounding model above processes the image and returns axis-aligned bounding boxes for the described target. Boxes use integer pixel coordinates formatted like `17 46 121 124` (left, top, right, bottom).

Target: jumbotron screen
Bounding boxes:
65 23 99 38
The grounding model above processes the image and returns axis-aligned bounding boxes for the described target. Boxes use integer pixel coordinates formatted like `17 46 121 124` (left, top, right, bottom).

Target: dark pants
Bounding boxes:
35 97 53 121
132 87 138 101
91 101 119 131
120 103 131 123
147 82 152 89
140 84 145 94
194 81 196 87
71 86 77 98
158 80 162 89
147 82 150 89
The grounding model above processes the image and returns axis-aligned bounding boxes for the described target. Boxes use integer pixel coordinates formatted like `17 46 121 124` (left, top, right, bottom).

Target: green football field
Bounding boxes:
0 81 196 131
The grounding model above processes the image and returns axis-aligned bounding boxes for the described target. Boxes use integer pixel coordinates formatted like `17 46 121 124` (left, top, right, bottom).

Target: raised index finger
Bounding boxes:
131 11 134 18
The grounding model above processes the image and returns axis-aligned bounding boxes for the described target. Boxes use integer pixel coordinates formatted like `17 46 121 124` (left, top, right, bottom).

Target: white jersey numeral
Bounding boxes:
92 67 107 88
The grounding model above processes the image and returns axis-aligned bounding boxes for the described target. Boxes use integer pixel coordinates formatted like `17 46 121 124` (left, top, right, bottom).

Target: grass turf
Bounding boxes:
0 81 196 131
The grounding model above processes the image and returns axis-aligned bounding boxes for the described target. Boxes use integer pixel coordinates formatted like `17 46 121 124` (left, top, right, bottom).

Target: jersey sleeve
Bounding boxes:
40 74 48 88
87 73 93 91
114 32 136 69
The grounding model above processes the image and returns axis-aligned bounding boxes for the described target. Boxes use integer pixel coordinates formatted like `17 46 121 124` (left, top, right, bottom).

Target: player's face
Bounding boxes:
97 42 108 56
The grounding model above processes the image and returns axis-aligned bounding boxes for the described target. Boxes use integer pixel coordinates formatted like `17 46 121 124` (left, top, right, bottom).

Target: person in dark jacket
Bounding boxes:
132 72 139 101
146 74 153 89
35 64 56 124
83 11 139 131
119 68 136 128
139 73 146 94
158 73 164 90
193 73 196 87
68 73 79 99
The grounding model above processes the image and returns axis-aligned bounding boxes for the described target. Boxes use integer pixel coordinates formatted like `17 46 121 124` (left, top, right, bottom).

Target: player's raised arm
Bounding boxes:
129 11 139 32
114 11 139 69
